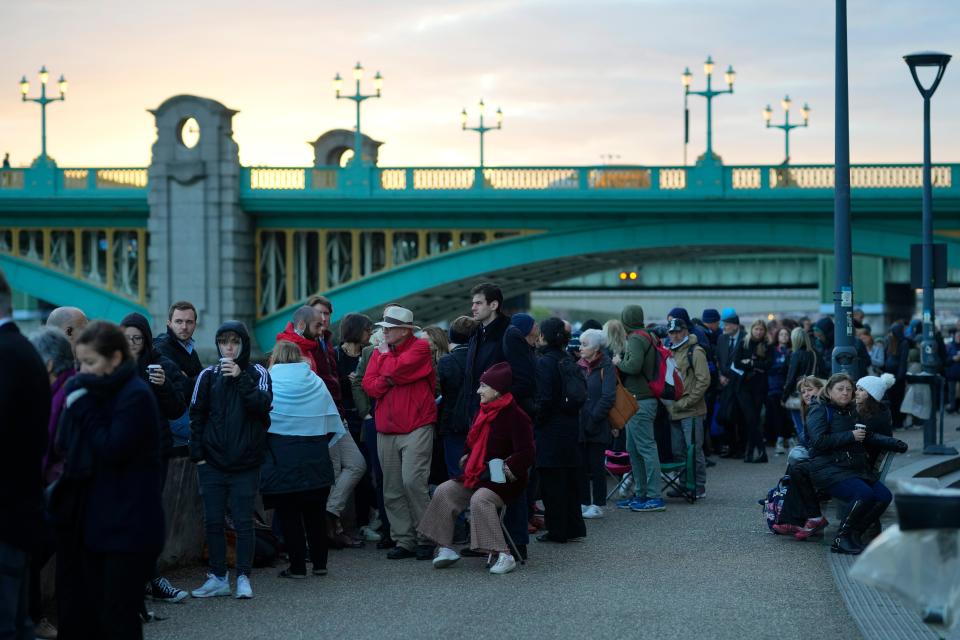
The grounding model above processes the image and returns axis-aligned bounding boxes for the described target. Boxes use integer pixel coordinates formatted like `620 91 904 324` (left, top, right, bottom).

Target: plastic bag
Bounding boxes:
850 482 960 634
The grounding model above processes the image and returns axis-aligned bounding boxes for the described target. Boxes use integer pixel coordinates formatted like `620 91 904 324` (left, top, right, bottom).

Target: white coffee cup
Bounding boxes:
147 364 162 373
489 458 506 484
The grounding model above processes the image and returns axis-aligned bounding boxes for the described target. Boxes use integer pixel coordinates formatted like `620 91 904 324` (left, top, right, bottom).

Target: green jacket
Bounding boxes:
617 305 656 399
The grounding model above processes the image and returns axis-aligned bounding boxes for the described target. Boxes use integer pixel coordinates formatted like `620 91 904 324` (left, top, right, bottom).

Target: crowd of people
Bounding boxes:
2 264 958 639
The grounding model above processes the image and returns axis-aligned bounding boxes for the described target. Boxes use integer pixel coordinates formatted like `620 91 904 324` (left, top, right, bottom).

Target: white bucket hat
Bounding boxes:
374 305 421 331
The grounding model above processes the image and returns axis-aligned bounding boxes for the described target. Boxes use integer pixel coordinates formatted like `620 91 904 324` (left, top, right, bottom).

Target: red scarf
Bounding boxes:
463 392 514 489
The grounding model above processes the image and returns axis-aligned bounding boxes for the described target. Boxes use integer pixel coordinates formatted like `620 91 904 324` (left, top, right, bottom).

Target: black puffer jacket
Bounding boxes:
781 347 816 403
154 325 204 393
805 398 906 492
189 322 272 472
533 347 581 468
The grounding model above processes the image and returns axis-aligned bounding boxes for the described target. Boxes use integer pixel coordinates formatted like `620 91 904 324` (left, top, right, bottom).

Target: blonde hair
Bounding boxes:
269 340 306 367
421 326 450 367
747 319 768 357
797 376 825 423
602 319 627 358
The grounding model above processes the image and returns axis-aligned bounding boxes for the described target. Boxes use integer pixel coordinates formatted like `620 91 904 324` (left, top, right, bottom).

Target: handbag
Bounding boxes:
602 368 639 431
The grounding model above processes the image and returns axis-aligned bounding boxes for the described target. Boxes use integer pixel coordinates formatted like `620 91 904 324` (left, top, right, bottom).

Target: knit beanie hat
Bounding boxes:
480 362 513 395
856 373 896 402
621 305 645 332
701 308 721 323
510 313 535 337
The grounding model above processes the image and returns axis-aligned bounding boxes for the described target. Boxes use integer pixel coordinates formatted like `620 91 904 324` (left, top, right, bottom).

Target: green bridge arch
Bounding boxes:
0 254 147 322
253 219 960 348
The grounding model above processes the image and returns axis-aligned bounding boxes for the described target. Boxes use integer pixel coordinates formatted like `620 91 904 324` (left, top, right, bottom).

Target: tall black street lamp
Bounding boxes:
903 50 955 455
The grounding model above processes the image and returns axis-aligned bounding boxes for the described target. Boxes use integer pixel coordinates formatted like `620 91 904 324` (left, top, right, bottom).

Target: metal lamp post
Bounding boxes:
682 56 735 164
903 50 955 455
763 96 810 165
333 62 382 166
20 66 67 165
461 99 502 169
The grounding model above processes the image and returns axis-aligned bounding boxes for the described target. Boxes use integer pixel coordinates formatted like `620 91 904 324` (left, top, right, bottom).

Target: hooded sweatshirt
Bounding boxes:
189 321 273 472
669 334 710 419
616 305 656 399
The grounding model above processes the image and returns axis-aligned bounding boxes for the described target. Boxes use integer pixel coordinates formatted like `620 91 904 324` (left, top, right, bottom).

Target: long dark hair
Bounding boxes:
856 393 885 420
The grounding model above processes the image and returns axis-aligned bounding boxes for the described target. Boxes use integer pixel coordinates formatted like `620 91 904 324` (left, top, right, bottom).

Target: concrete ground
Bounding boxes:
145 453 860 640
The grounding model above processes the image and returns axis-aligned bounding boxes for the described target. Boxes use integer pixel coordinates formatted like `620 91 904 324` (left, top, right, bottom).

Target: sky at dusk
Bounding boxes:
1 0 959 169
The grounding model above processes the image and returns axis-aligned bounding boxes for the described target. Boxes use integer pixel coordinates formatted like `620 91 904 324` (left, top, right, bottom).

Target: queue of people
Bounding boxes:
1 259 951 639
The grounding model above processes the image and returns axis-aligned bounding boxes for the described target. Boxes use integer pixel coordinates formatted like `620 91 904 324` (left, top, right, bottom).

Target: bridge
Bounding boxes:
2 95 959 350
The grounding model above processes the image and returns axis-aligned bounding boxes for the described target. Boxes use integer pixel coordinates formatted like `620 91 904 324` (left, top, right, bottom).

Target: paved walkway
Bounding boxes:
145 453 860 640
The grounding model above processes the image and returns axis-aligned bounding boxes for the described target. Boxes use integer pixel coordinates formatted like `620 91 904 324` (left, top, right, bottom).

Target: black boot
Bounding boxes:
831 500 869 555
855 501 889 547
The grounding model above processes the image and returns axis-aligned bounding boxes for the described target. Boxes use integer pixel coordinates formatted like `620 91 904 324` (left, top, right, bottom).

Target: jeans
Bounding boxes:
625 398 662 499
790 409 806 446
829 477 893 506
0 541 32 640
670 416 706 493
197 464 259 577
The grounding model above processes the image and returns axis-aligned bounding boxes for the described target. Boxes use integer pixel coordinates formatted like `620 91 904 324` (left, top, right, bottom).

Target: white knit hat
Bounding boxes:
856 373 896 402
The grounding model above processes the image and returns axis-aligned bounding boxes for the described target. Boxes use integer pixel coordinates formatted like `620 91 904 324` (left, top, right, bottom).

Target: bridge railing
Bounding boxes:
0 166 149 195
241 163 959 197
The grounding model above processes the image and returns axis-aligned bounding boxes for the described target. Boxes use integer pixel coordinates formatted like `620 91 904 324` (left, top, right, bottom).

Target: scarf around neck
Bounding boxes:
464 392 513 488
268 362 345 444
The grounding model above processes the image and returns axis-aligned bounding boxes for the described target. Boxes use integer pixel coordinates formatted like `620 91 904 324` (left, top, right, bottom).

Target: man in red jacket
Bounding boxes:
362 305 437 560
274 306 323 372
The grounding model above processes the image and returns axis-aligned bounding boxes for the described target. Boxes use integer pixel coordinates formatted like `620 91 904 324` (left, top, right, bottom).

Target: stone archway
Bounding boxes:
310 129 383 167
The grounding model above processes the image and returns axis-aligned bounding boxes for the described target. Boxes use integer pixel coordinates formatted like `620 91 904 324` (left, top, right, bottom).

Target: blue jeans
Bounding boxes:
829 477 892 506
197 464 259 577
625 398 662 499
0 541 31 640
790 409 806 445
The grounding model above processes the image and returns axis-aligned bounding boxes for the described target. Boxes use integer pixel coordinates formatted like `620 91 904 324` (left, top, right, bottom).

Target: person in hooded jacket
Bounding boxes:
883 322 910 430
189 321 272 600
119 312 190 604
54 321 164 639
577 329 616 518
805 373 907 555
666 319 710 498
733 320 774 463
812 317 835 379
533 318 586 543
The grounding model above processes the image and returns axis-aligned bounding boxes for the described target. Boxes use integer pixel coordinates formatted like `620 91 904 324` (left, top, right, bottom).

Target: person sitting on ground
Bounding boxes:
261 341 344 579
577 329 616 518
418 362 535 575
773 376 830 540
189 322 272 599
805 373 907 555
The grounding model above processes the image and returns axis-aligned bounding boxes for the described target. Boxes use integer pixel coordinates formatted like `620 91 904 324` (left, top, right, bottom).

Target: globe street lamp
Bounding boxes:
20 65 67 164
682 56 735 164
763 96 810 165
461 99 502 169
333 62 382 166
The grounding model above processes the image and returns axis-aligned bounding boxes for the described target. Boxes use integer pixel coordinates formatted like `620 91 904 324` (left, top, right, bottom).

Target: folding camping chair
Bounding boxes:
659 414 698 503
604 450 632 502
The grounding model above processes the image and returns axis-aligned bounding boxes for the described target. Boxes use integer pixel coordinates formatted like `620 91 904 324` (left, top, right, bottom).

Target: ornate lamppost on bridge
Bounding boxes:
903 50 956 455
461 99 502 169
19 66 68 166
682 56 735 164
762 96 810 165
333 62 382 166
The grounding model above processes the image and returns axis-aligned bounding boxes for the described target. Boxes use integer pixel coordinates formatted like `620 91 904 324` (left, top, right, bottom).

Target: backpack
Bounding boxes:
633 330 684 402
554 353 587 415
760 475 790 532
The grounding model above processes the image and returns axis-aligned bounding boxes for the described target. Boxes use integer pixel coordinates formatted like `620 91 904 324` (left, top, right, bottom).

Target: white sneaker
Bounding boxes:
580 504 590 515
191 572 231 598
432 546 461 569
235 574 253 599
359 526 382 542
775 437 786 455
489 552 516 575
583 505 604 519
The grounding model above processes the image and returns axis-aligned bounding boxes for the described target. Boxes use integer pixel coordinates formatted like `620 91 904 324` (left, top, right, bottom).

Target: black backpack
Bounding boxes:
555 353 587 415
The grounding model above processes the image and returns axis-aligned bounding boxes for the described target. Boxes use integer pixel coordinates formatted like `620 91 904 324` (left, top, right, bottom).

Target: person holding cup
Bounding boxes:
804 373 907 555
417 362 534 575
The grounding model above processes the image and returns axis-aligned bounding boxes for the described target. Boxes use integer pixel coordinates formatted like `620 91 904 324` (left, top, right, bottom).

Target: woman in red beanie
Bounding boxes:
417 362 535 575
